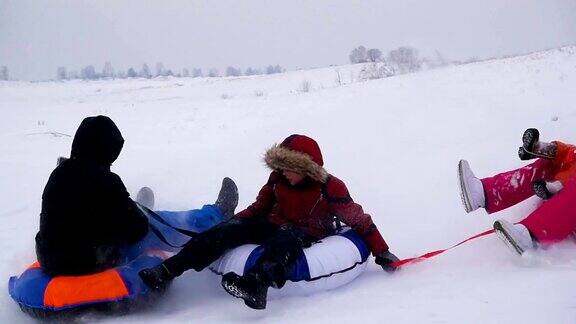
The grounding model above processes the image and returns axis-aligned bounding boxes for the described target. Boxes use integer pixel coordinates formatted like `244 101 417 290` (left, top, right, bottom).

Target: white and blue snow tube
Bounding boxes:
210 228 370 296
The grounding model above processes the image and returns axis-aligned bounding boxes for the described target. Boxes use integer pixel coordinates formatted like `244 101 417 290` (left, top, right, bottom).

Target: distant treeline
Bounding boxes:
0 46 485 82
54 63 284 81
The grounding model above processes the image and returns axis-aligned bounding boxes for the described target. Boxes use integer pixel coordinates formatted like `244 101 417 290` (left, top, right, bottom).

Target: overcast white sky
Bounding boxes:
1 0 576 80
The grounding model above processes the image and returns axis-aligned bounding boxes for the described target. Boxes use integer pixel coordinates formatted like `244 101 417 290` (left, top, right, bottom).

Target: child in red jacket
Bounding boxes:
139 134 397 309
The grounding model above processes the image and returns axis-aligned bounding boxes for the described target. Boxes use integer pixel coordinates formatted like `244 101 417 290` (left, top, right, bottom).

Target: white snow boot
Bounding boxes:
458 160 486 213
493 219 535 255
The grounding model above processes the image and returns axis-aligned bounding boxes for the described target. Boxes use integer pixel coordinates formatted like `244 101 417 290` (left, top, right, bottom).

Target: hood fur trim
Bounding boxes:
264 144 328 183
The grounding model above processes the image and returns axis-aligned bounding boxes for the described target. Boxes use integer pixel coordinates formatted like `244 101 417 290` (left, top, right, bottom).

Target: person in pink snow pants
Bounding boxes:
458 128 576 255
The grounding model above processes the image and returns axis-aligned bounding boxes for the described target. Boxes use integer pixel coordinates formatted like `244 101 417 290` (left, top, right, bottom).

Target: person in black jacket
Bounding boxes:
35 116 149 276
35 115 239 277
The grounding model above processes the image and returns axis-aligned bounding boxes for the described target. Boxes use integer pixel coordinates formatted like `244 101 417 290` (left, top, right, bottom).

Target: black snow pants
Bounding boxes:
163 218 313 287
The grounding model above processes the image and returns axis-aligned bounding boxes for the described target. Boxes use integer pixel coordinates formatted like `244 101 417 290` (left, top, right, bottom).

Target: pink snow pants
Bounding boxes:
481 150 576 244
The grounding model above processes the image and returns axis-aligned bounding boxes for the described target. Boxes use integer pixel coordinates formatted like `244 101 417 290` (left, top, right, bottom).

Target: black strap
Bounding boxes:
321 176 352 204
317 177 344 232
148 223 188 248
136 204 200 247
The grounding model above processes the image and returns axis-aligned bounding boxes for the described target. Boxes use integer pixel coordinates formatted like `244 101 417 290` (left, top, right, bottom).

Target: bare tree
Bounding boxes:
81 65 97 80
182 68 190 77
140 64 152 78
349 46 368 64
266 65 282 74
56 67 67 80
155 62 165 77
126 67 137 78
208 68 219 77
192 68 203 77
387 47 422 74
0 66 9 80
102 61 114 78
367 48 382 62
226 66 242 77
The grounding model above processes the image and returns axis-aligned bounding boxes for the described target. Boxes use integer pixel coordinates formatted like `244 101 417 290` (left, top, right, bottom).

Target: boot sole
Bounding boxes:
216 177 239 220
522 128 539 149
520 129 554 160
458 160 474 213
493 221 525 255
221 276 266 310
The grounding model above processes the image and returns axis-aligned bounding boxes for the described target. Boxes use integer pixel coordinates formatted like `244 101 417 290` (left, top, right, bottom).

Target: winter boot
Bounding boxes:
136 187 155 210
138 263 174 290
518 128 557 160
221 272 268 310
458 160 486 213
493 219 535 255
215 177 239 220
532 180 563 200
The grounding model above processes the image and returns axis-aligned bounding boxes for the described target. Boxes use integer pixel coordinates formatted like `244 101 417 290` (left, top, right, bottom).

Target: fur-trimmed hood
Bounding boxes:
264 134 328 183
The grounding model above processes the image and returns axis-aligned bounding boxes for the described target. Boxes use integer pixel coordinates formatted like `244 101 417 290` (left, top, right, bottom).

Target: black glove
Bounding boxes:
139 263 175 290
374 251 400 273
532 180 553 200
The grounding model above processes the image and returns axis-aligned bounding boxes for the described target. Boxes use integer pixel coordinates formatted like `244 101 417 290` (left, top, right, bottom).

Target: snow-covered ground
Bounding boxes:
2 46 576 323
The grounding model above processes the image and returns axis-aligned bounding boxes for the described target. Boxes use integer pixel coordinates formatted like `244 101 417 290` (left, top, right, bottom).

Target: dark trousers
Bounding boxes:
163 218 311 287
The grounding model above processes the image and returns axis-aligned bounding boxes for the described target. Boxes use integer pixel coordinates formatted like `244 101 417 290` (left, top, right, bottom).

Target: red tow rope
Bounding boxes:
391 229 495 268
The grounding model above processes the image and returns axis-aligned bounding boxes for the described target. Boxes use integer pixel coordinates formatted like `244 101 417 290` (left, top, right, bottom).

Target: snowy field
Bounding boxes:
1 46 576 323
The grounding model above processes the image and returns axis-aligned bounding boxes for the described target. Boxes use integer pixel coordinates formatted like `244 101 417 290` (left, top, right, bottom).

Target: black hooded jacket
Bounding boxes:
35 116 149 276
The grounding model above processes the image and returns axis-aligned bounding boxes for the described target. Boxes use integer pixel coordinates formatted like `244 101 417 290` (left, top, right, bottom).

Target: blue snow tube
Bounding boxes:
209 228 370 296
8 252 169 319
8 205 224 319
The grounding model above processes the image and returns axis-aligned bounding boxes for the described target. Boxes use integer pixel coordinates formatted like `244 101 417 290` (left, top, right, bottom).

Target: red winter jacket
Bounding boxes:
235 135 389 255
